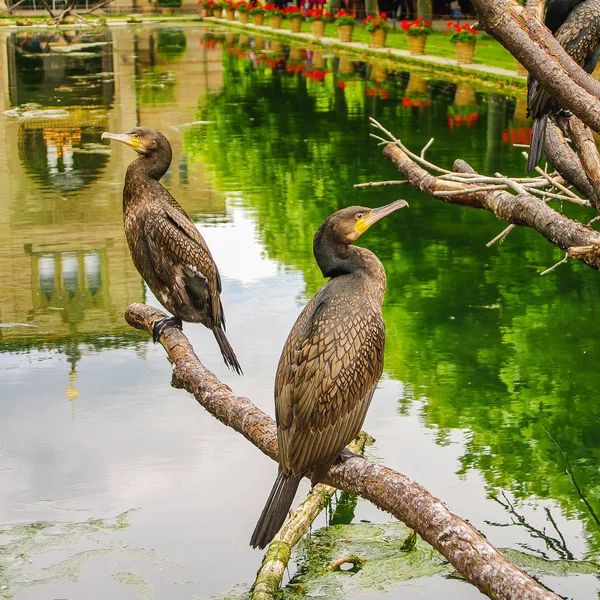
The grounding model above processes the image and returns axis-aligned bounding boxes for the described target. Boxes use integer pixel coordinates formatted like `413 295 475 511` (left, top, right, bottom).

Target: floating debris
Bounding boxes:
0 323 38 329
4 104 71 120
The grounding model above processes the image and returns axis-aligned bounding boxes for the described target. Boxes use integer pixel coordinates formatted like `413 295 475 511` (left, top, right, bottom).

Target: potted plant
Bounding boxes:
265 3 283 29
364 12 390 48
284 5 302 33
401 16 432 54
225 0 236 19
305 8 330 38
334 9 356 43
446 21 479 64
249 2 265 26
236 0 250 23
209 0 223 17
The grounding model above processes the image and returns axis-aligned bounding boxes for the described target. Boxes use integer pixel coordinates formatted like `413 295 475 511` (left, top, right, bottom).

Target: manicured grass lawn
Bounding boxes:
276 21 518 73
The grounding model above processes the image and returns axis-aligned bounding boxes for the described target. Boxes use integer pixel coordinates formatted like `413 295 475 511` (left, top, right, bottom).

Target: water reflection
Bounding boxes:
2 23 599 600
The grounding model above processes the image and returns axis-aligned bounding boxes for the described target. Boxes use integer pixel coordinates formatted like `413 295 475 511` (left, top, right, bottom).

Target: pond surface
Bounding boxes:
1 23 599 600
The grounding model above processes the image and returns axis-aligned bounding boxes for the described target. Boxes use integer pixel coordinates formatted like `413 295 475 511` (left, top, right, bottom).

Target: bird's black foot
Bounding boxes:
152 316 183 343
338 448 367 464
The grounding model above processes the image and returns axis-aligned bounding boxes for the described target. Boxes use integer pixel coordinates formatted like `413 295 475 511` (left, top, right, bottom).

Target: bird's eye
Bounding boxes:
355 212 363 220
131 133 139 139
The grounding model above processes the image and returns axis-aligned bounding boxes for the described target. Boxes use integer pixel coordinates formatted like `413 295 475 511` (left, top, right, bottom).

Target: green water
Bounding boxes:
0 23 598 599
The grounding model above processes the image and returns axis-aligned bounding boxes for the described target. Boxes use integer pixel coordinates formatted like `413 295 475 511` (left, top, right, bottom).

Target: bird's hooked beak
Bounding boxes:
101 131 143 153
355 199 409 234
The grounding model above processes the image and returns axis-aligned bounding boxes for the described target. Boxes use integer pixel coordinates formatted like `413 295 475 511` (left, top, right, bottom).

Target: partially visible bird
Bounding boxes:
101 127 242 375
250 200 408 550
526 0 600 172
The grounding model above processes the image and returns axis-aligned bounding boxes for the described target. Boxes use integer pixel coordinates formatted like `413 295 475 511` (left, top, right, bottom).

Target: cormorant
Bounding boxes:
250 200 408 550
526 0 600 172
101 127 242 374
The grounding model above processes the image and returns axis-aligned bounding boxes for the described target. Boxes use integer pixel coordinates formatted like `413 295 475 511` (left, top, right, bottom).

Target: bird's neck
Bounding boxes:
126 151 171 186
313 227 385 293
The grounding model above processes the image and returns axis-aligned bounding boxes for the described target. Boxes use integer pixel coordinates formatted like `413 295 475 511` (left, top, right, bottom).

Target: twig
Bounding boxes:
353 180 408 188
251 433 373 599
321 554 367 573
487 224 516 247
421 137 434 160
370 117 452 175
540 253 568 276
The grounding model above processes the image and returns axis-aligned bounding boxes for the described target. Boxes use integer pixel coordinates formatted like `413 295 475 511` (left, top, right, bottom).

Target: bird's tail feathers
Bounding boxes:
526 115 548 173
213 326 243 375
250 469 301 549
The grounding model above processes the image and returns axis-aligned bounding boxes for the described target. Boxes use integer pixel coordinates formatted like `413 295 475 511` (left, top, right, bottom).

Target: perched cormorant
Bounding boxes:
526 0 600 172
101 127 242 374
250 200 408 550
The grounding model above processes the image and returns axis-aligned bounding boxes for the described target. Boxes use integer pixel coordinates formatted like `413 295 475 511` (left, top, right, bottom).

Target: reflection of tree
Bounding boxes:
181 46 600 560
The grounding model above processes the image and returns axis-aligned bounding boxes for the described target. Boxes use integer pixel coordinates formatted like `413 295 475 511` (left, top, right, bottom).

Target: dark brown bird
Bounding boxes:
101 127 242 374
250 200 408 549
526 0 600 172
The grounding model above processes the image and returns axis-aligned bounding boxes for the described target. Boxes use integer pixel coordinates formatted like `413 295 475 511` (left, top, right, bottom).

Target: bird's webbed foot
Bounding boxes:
152 316 183 343
338 448 367 464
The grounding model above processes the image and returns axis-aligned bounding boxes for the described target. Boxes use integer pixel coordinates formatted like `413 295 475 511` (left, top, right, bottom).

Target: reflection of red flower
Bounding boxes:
337 81 346 88
401 97 432 109
501 126 533 144
447 111 479 129
307 69 326 81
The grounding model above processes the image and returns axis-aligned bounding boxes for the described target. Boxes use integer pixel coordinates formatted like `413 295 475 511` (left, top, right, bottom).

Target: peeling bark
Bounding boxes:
472 0 600 134
125 302 562 600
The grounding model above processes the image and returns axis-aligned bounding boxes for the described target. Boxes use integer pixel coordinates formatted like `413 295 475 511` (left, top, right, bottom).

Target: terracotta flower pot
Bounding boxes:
212 7 222 17
239 11 248 23
252 13 264 25
454 40 475 64
311 20 325 38
369 28 386 48
269 14 282 29
201 8 207 16
289 16 302 32
407 34 426 55
226 8 235 19
337 24 353 43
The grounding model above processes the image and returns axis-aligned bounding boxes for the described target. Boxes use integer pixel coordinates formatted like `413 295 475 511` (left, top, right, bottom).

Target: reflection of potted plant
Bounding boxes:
335 9 356 42
448 84 478 128
236 0 249 23
364 12 390 48
401 15 432 54
158 0 181 15
249 2 265 25
157 28 187 60
447 21 479 64
284 5 302 33
305 8 330 38
265 3 283 29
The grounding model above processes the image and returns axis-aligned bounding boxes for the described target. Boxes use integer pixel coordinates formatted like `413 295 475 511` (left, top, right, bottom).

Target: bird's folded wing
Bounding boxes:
275 293 385 474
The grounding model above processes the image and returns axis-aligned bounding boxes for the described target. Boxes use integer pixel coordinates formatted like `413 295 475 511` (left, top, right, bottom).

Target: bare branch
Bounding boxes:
566 118 600 213
124 302 562 600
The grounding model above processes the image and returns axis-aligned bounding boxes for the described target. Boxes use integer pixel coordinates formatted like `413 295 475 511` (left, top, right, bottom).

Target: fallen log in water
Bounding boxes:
125 302 561 600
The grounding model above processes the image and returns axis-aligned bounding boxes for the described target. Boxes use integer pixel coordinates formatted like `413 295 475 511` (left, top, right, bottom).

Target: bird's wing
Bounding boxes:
275 285 385 476
143 203 223 325
555 2 600 67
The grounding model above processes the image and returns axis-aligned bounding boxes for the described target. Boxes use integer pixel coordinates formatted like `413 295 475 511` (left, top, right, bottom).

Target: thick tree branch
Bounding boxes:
544 122 600 206
124 302 561 600
566 118 600 213
472 0 600 134
382 143 600 270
